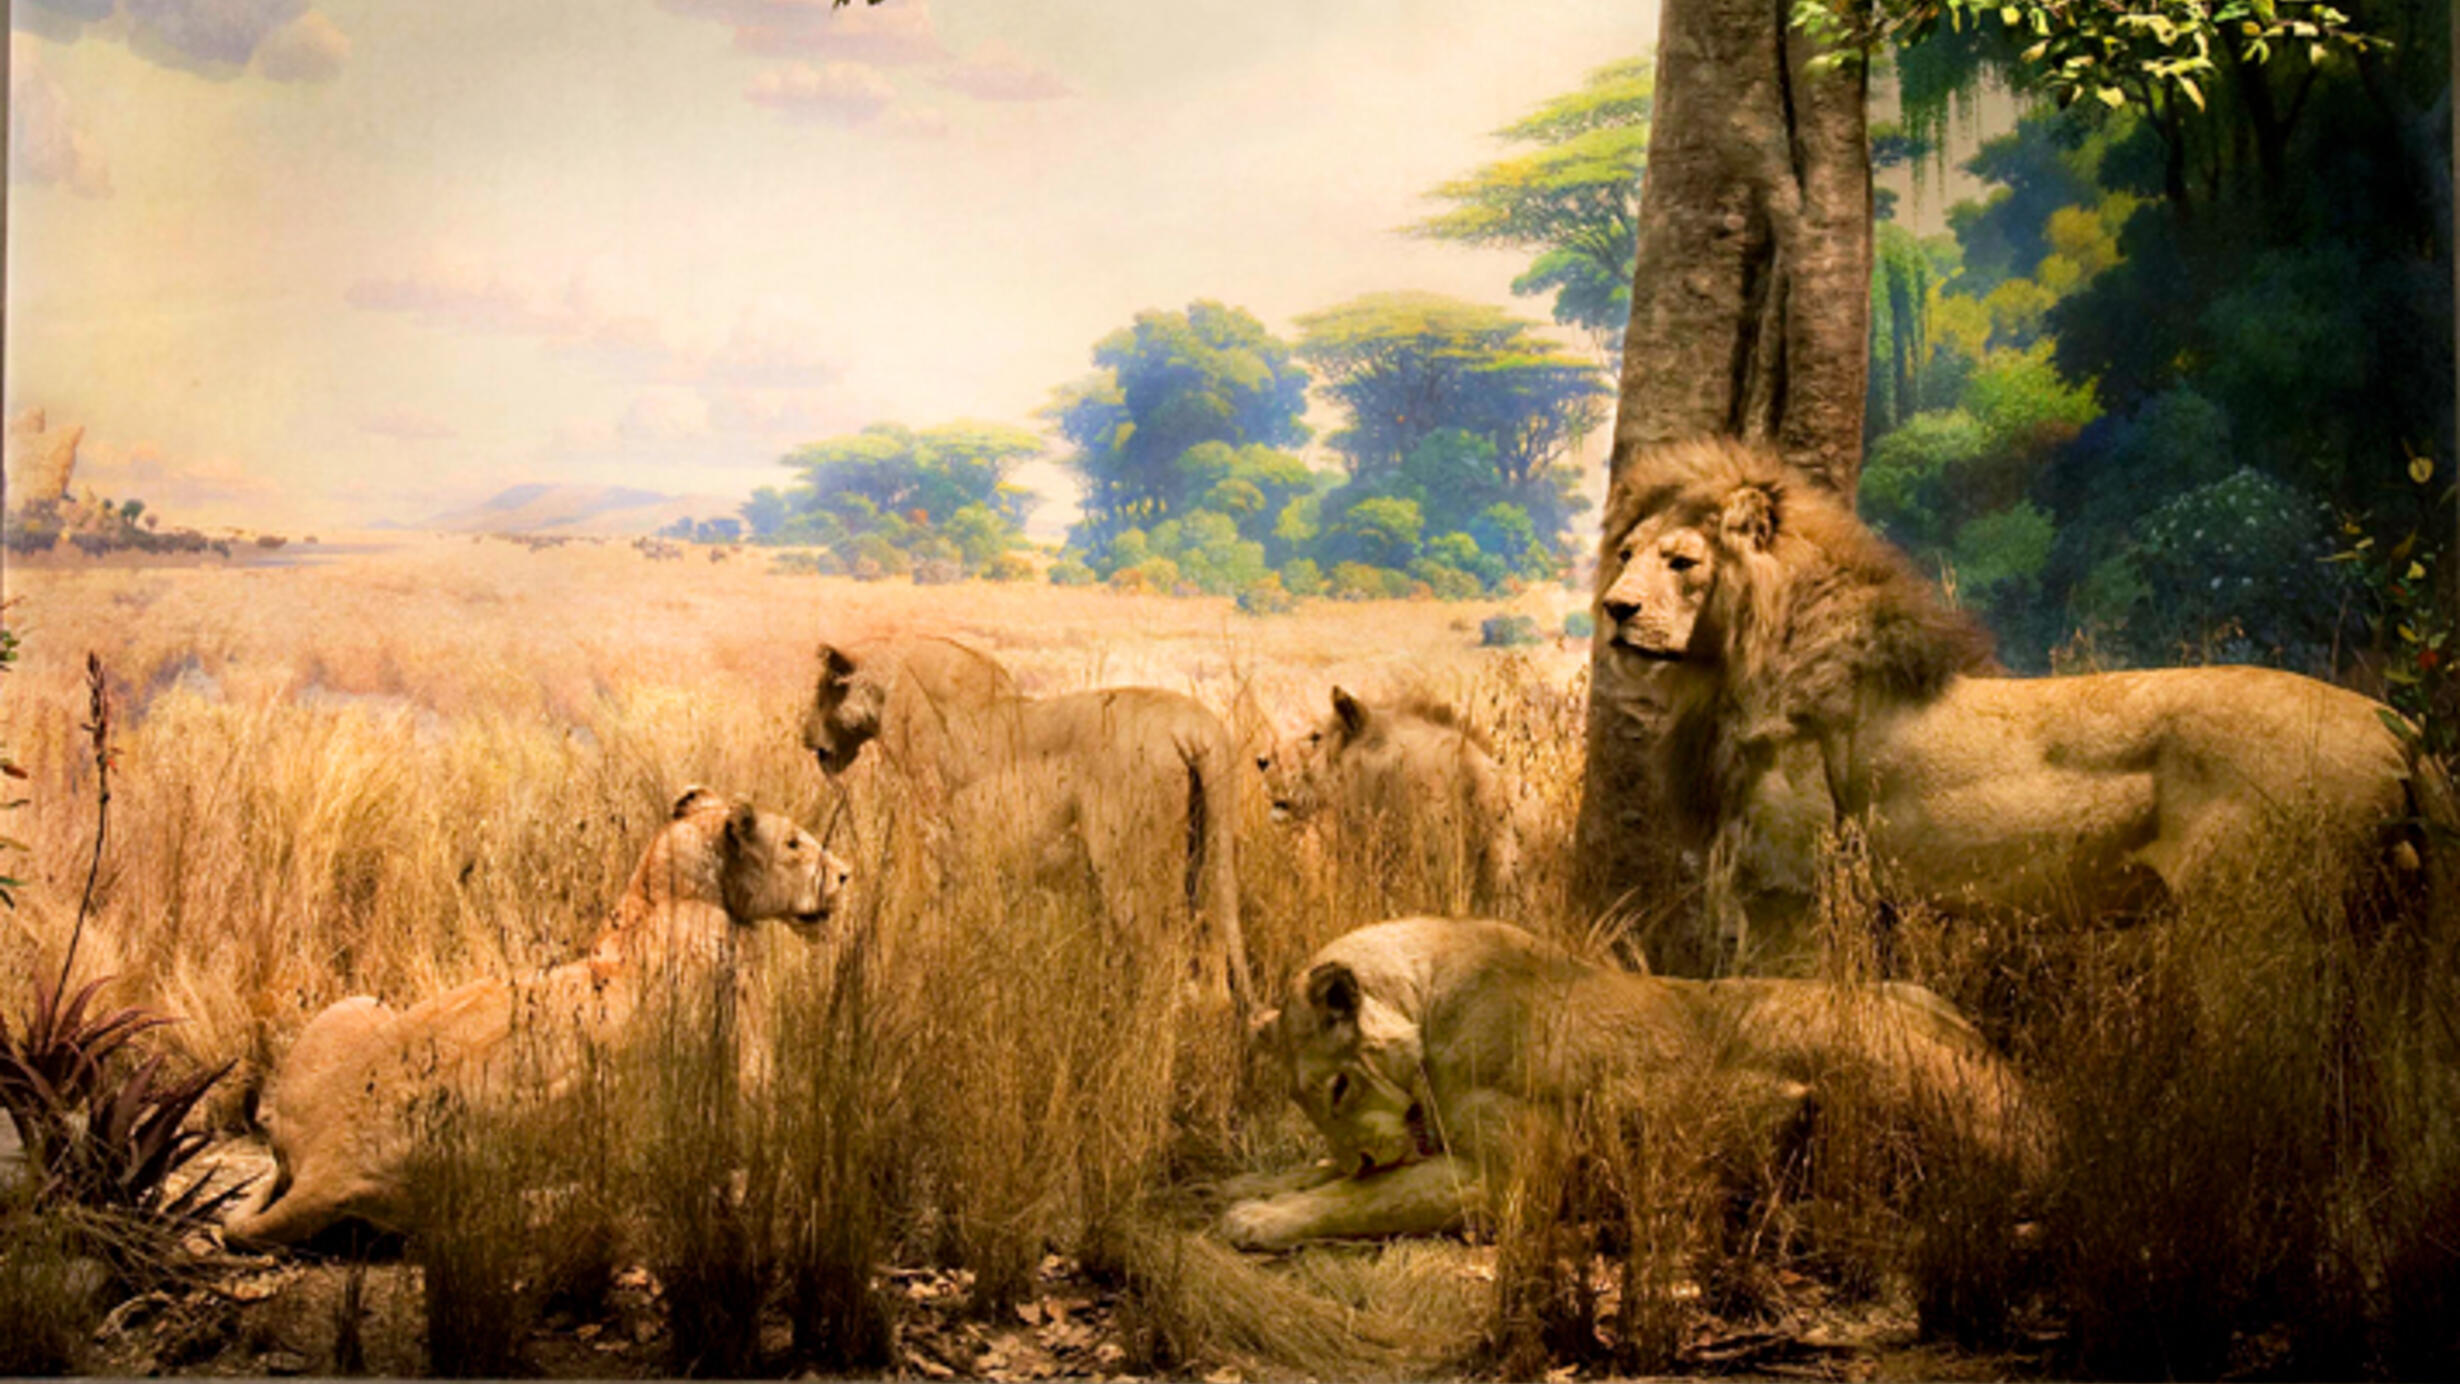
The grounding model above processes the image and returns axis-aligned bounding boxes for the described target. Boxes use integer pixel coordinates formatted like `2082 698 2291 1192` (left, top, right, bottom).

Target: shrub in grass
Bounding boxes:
1479 613 1541 647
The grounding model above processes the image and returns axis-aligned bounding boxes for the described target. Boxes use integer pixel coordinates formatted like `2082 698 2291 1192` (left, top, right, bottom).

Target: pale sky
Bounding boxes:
6 0 1669 532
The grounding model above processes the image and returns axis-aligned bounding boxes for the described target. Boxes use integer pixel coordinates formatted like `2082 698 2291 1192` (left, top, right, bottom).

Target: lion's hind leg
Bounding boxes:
1221 1155 1488 1251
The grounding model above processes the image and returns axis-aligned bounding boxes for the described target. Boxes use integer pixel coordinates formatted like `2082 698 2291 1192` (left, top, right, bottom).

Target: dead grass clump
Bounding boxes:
769 932 896 1370
0 1206 103 1374
1108 1220 1484 1380
1868 806 2460 1376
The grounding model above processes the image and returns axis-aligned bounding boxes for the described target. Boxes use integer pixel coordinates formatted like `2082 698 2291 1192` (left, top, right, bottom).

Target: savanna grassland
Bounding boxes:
0 536 1590 1377
3 537 2458 1380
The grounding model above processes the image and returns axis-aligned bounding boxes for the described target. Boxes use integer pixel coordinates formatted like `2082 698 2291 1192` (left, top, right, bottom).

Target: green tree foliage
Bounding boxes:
1295 294 1604 484
756 421 1041 578
1047 301 1312 553
1856 0 2446 673
1797 0 2380 115
1411 57 1655 350
1293 293 1604 595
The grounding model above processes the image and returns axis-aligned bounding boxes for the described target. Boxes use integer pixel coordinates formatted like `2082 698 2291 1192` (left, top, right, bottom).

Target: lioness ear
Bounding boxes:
1303 962 1362 1027
1247 1005 1282 1048
817 642 858 684
1719 484 1777 553
723 798 761 848
672 785 721 819
1330 687 1369 739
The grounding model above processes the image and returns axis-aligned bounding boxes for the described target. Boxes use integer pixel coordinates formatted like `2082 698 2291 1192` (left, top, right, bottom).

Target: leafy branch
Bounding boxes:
1792 0 2381 112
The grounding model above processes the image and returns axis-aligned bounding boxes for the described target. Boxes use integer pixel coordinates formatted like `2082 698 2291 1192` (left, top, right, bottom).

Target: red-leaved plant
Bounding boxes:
0 654 249 1274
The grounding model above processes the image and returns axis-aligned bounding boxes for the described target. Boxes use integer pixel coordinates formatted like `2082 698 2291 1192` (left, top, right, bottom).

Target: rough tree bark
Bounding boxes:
1573 0 1872 971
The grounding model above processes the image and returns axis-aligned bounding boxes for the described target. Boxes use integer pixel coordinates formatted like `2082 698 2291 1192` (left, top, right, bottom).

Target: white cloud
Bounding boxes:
664 0 948 65
348 258 845 397
703 313 841 388
882 103 949 139
19 0 350 79
10 36 113 198
619 387 713 442
746 60 896 125
254 9 348 83
935 39 1072 103
77 438 279 515
126 0 306 68
360 407 458 441
345 265 569 335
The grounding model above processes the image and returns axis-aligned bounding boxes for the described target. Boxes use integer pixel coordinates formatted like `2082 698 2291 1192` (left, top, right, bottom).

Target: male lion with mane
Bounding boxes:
1260 687 1536 914
804 635 1251 1001
1222 916 2035 1249
226 788 850 1245
1599 437 2443 965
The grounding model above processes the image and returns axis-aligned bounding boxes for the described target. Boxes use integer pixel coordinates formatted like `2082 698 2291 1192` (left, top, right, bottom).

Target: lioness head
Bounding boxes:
803 643 883 776
1600 478 1777 663
1256 686 1372 823
669 785 851 930
1256 959 1434 1177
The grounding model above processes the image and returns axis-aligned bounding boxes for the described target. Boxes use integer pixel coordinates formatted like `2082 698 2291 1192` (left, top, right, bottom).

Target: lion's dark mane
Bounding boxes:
1631 439 1997 842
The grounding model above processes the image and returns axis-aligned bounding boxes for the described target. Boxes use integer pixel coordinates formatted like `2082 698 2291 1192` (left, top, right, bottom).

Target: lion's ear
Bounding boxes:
818 642 858 683
1719 484 1777 553
1330 687 1369 739
1303 962 1362 1028
672 785 721 820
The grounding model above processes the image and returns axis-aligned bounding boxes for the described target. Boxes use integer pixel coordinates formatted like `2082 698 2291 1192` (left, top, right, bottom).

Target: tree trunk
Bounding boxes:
1572 0 1871 972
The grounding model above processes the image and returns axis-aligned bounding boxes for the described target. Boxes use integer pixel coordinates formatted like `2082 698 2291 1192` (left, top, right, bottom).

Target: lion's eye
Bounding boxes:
1328 1073 1350 1106
1307 731 1323 745
1666 554 1698 572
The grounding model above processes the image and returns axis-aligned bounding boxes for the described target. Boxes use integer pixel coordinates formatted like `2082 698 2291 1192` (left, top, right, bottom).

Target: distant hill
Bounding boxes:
414 484 743 536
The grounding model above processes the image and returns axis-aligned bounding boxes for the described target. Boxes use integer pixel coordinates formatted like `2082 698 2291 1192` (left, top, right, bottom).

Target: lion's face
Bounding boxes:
1601 512 1718 661
1601 483 1774 662
802 643 883 776
1260 961 1433 1176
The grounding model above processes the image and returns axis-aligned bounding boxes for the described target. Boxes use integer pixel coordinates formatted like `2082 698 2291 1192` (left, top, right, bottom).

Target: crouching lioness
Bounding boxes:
1260 688 1539 915
1224 917 2035 1250
225 787 851 1245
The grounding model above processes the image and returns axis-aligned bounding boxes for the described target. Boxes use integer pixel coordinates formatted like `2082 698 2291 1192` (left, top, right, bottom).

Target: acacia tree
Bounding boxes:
1047 301 1312 554
1411 57 1655 355
1293 292 1605 494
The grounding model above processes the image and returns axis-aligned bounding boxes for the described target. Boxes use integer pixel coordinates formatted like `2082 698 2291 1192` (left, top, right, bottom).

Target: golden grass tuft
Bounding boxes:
5 538 2458 1378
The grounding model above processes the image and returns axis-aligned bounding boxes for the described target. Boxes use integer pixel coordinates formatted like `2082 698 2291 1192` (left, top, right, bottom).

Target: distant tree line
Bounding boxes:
734 57 1652 607
737 10 2448 669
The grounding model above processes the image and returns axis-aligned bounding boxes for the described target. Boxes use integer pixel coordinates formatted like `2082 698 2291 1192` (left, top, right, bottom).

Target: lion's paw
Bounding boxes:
1221 1197 1308 1252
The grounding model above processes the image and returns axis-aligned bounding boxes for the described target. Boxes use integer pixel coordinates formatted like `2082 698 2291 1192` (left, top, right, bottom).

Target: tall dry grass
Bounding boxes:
4 539 2457 1378
0 541 1582 1374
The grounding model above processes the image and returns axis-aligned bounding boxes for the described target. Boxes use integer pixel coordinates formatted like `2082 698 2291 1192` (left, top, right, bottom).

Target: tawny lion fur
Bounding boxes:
1222 917 2035 1250
1600 437 2443 963
225 788 850 1245
1261 687 1537 914
803 634 1251 1001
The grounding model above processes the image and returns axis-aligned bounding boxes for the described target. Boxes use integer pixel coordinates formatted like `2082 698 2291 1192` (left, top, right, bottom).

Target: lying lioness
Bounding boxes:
225 787 851 1245
1224 917 2034 1250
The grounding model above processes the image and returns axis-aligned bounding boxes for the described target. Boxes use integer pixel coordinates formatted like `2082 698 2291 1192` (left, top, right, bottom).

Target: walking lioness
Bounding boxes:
1224 917 2034 1250
226 788 850 1245
804 635 1251 1002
